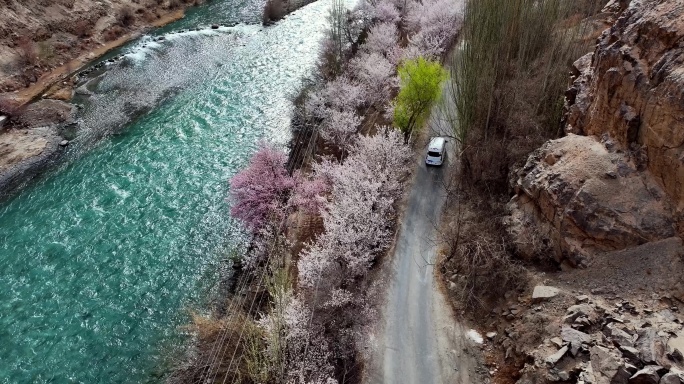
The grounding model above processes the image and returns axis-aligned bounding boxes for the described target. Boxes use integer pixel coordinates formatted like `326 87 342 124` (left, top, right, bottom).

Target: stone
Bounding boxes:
59 140 69 147
546 345 569 366
636 328 667 365
620 346 641 363
667 348 683 362
551 337 564 348
533 286 561 302
486 332 497 340
576 295 590 303
661 372 684 384
211 24 219 29
590 345 628 384
605 323 636 348
668 334 684 358
562 327 592 345
0 115 7 131
629 366 663 384
566 304 598 324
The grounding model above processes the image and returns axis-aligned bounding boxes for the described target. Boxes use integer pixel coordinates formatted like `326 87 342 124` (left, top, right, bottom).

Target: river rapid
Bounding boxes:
0 0 336 381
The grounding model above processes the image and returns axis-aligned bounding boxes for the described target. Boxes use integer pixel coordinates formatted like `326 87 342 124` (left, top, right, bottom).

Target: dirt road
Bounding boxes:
365 145 482 383
364 59 485 382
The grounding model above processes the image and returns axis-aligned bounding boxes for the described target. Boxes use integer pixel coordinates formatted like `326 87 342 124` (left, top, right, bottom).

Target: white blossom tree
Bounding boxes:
350 51 397 107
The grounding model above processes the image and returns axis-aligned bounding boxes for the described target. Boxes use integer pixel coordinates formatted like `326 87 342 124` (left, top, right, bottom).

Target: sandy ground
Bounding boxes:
0 129 49 173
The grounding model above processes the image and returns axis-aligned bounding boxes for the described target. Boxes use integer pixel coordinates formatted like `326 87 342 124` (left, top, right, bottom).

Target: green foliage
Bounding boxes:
393 57 448 141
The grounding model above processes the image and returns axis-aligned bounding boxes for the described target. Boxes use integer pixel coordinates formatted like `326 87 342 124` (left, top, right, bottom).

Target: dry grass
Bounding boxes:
169 313 262 384
438 189 529 315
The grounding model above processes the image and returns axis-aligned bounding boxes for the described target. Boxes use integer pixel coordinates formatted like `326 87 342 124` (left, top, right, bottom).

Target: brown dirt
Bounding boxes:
0 129 50 173
0 0 196 109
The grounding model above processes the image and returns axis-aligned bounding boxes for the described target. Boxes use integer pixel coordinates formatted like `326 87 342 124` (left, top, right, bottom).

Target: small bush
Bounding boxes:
116 7 135 27
439 196 528 313
103 26 125 42
16 36 38 66
262 0 286 24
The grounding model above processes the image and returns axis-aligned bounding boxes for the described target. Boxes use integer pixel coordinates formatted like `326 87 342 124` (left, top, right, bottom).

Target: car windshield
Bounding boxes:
427 151 441 157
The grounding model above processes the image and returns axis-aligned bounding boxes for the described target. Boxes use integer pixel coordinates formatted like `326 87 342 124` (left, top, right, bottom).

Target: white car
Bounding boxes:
425 137 446 166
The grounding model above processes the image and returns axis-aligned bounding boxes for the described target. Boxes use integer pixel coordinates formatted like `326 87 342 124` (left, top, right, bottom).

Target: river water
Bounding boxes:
0 0 335 382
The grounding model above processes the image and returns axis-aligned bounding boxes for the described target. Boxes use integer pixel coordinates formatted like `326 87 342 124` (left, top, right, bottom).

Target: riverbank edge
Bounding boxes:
0 9 193 201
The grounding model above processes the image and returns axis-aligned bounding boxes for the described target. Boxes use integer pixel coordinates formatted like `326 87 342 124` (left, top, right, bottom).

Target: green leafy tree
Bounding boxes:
393 57 448 142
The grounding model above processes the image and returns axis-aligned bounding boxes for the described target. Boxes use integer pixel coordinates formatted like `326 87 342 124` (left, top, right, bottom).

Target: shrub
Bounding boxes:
116 7 135 27
16 36 38 66
439 196 528 313
393 57 448 142
262 0 286 24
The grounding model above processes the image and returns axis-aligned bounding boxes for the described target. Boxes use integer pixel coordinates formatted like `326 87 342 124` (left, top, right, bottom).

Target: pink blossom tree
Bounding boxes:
229 145 295 232
298 127 411 286
320 109 361 148
291 172 328 215
304 76 365 120
405 0 462 59
371 1 400 23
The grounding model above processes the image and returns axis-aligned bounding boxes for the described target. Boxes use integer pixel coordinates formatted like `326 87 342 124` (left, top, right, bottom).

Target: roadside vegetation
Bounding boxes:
436 0 607 335
168 0 459 382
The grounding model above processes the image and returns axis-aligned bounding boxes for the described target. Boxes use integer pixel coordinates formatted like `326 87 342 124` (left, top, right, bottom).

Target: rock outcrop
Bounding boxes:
507 0 684 267
507 134 676 266
565 0 684 212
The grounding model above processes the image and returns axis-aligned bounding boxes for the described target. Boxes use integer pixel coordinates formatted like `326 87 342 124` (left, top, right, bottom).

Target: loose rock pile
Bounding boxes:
485 286 684 384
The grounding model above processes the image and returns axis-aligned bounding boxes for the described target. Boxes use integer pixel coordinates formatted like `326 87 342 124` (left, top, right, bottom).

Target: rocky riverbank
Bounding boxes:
0 0 200 198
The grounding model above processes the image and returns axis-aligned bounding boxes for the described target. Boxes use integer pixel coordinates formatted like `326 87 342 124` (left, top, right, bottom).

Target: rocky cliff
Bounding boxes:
508 0 683 267
565 0 684 212
498 1 684 383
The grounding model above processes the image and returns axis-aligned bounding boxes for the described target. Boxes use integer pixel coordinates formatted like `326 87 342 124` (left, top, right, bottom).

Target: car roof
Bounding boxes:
428 137 445 151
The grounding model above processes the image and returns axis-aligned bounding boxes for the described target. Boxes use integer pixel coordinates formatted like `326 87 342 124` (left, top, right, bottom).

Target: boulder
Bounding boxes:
551 337 564 348
562 327 592 347
566 304 599 324
605 323 636 348
620 346 642 363
591 346 629 384
629 366 663 384
661 372 684 384
506 134 676 266
533 286 561 302
636 328 667 365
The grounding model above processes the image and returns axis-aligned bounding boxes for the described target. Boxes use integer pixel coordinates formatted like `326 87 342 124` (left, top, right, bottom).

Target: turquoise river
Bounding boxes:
0 0 338 382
